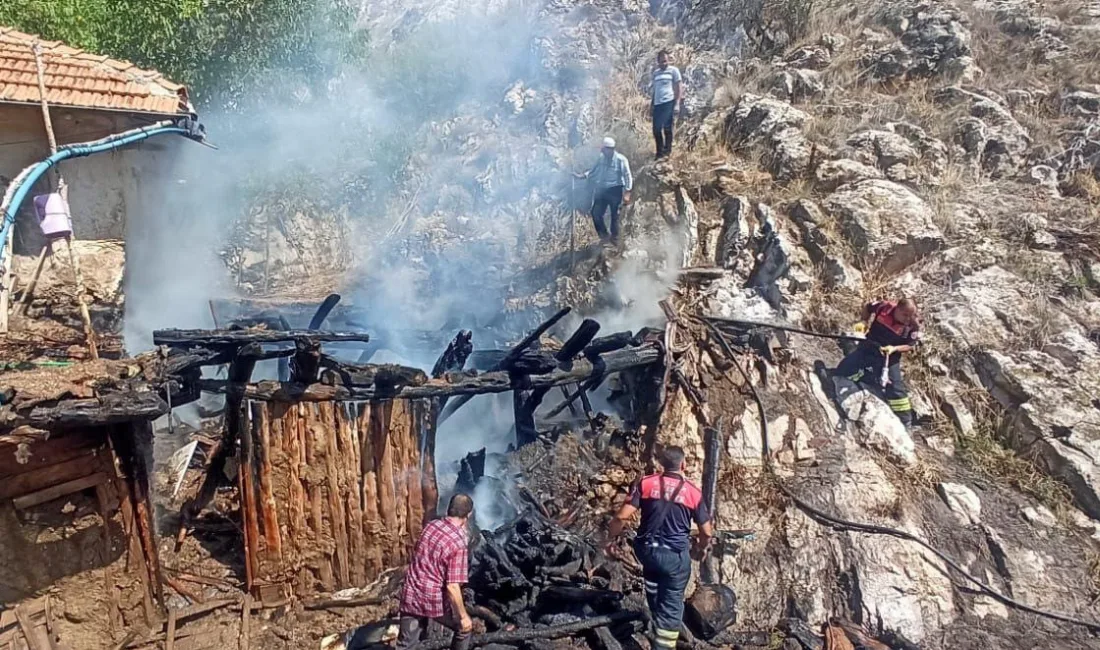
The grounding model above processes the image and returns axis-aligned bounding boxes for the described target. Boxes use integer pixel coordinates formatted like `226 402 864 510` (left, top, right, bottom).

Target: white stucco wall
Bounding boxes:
0 103 175 252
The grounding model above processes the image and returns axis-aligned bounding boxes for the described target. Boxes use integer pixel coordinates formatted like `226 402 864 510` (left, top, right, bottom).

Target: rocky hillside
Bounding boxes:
214 0 1100 646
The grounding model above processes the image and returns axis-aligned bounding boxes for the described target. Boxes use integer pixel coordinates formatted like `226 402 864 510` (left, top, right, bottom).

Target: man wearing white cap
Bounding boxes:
574 137 633 244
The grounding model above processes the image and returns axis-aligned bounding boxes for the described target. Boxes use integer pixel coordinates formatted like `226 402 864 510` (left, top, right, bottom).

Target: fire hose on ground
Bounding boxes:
700 318 1100 634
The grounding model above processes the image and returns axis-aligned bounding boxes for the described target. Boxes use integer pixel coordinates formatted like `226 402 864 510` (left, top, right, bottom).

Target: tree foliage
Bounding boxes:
0 0 368 107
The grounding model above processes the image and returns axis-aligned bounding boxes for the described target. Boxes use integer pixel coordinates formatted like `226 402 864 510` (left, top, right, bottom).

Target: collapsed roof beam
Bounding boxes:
197 342 661 403
153 329 372 348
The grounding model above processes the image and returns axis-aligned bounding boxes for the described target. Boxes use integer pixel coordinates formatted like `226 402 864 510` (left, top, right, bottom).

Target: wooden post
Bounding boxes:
16 244 50 316
30 42 97 358
0 234 13 334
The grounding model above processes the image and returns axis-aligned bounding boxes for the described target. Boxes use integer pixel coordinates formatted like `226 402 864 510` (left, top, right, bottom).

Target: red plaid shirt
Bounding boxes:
399 518 469 618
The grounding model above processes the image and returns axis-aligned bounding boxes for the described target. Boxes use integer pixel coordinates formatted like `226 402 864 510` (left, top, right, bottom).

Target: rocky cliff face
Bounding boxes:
260 0 1100 646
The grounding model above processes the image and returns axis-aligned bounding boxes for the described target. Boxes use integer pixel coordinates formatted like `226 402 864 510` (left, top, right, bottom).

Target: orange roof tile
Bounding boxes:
0 27 189 115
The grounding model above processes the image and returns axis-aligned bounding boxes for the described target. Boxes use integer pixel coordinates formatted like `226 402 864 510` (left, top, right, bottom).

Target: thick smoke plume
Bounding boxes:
126 0 679 527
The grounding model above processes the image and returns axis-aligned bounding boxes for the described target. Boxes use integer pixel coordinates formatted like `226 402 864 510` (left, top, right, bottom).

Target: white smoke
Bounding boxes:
124 0 680 527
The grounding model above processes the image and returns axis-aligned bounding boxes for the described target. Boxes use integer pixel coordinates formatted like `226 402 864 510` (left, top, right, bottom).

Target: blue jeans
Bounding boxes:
652 100 675 157
635 541 692 648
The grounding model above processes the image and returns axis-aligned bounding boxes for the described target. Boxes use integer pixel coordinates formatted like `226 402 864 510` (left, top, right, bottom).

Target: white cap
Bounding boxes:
602 136 616 148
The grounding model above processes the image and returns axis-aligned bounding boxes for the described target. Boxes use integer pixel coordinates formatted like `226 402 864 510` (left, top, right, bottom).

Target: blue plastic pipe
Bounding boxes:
0 120 205 268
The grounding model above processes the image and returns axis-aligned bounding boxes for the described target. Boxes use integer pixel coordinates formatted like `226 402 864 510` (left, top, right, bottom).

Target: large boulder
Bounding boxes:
938 86 1030 177
789 200 863 291
973 349 1100 520
833 376 918 466
824 179 944 274
769 68 825 103
863 2 978 82
845 123 948 183
724 94 813 179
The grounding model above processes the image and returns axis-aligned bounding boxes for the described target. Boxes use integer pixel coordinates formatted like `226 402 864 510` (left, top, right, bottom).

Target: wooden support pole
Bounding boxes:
30 42 97 358
16 244 50 316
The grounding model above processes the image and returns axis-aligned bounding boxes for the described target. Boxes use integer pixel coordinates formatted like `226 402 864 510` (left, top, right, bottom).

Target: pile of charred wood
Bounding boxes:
457 508 648 650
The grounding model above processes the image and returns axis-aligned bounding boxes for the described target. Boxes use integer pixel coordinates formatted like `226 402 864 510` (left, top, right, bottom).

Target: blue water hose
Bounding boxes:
0 118 207 268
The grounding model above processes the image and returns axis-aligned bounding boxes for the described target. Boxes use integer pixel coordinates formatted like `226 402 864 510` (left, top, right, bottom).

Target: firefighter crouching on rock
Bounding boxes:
605 447 714 650
835 297 923 428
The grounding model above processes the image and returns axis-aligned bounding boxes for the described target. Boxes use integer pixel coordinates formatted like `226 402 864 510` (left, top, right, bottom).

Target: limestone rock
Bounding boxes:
815 158 884 191
832 376 918 466
1025 164 1061 198
789 199 863 291
973 349 1100 520
1021 505 1057 529
715 196 752 270
770 68 825 103
724 94 813 179
1061 90 1100 116
747 204 815 311
863 3 976 81
939 86 1030 177
846 129 920 181
824 179 944 274
784 44 832 70
937 482 982 525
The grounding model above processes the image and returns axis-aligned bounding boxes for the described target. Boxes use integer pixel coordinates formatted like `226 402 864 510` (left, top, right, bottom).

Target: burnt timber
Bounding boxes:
148 318 664 603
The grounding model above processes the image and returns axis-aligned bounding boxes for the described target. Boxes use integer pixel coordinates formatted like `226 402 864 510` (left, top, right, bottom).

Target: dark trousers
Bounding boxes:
396 614 470 650
652 100 676 157
635 542 692 649
591 185 624 242
836 344 912 425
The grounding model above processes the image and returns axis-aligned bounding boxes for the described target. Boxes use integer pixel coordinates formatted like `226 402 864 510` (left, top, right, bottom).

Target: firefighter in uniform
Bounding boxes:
836 298 922 427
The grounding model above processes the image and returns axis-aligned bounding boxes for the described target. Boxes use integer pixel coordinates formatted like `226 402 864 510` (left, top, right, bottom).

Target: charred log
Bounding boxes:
307 294 341 330
513 320 601 446
438 308 571 424
153 329 372 348
203 343 662 403
320 363 429 394
584 332 633 357
0 390 167 430
290 339 322 384
433 331 474 378
404 612 643 650
456 448 487 495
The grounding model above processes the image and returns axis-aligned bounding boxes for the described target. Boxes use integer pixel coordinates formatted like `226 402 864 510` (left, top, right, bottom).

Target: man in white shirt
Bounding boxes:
651 50 682 159
574 137 634 245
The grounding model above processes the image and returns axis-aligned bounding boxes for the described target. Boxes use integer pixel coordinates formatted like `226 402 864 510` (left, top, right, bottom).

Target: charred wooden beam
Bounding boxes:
432 330 474 378
307 294 341 330
182 345 260 522
199 343 660 403
438 308 571 424
700 423 722 585
320 363 429 391
290 338 322 384
514 319 601 446
456 448 486 495
0 390 167 430
153 329 372 348
584 331 633 357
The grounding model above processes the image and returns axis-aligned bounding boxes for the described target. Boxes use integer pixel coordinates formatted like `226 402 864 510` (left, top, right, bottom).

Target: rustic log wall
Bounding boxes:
0 424 161 623
239 397 438 601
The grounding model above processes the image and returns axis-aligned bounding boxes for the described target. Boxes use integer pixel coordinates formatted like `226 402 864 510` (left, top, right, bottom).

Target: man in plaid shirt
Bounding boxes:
397 494 474 650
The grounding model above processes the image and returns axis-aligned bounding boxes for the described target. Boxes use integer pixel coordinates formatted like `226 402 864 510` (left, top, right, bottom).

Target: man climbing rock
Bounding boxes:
606 447 714 650
835 298 923 427
574 136 633 244
397 494 475 650
651 49 682 159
